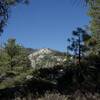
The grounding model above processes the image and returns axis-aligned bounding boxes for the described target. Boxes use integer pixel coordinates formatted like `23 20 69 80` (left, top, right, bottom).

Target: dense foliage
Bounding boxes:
88 0 100 53
0 38 32 89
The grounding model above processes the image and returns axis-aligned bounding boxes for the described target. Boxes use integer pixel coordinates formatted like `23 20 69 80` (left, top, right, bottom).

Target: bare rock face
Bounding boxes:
28 48 66 69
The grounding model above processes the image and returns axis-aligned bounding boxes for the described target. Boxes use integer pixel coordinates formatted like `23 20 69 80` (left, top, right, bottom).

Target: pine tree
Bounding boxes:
88 0 100 54
73 0 100 53
4 38 30 70
67 27 91 64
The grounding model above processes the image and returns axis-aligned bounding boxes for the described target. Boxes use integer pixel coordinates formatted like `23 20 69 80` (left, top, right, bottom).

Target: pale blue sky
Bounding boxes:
2 0 90 52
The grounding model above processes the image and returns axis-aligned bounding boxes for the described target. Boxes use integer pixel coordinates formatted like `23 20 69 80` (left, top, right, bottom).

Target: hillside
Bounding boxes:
28 48 67 69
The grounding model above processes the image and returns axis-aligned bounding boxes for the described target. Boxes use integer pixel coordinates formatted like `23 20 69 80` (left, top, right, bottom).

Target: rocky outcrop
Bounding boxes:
28 48 66 69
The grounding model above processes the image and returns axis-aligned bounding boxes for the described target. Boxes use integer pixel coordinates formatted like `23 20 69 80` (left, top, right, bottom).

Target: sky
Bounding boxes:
2 0 90 52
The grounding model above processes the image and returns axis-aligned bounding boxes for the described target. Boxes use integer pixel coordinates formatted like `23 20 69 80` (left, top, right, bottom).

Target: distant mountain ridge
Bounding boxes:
26 48 38 54
28 48 67 69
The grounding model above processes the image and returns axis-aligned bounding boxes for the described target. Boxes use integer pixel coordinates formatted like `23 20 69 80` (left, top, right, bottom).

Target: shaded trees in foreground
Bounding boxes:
0 37 99 99
0 57 100 100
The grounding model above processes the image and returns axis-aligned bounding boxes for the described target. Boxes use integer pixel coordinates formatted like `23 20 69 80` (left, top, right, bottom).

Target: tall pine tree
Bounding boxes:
88 0 100 54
